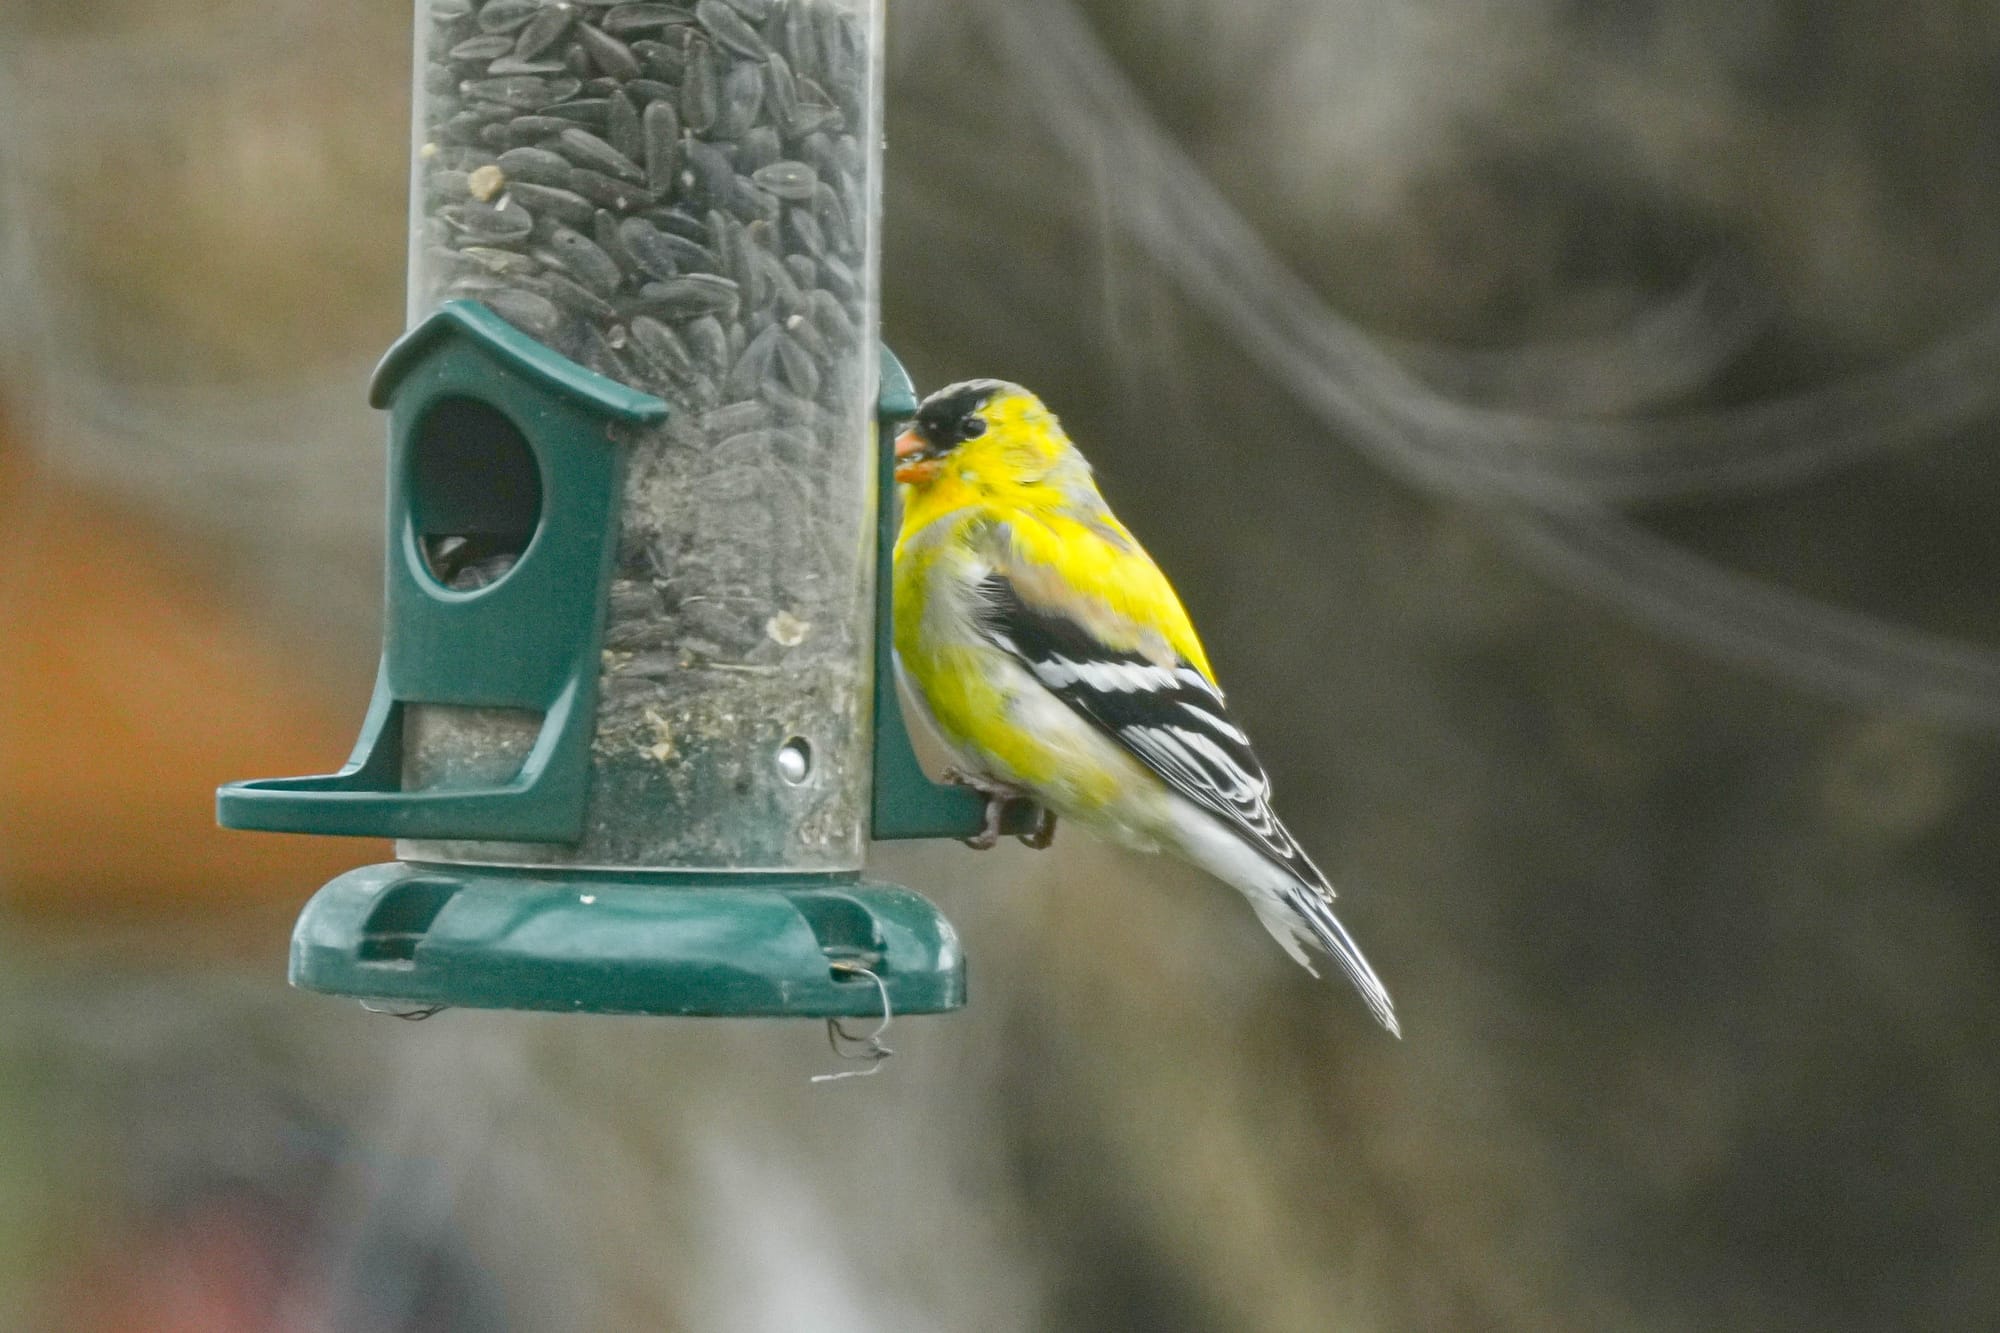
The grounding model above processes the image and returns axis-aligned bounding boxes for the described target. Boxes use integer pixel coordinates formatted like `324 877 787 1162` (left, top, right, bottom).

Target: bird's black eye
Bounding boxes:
959 415 987 440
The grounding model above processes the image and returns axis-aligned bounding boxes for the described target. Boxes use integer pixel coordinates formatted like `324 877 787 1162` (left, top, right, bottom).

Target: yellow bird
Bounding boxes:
892 380 1399 1034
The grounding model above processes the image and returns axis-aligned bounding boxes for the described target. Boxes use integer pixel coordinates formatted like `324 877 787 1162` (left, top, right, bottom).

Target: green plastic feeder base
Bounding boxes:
290 862 965 1017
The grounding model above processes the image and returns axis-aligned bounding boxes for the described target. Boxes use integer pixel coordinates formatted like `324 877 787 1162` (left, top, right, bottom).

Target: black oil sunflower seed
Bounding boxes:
460 75 572 109
696 0 770 59
702 400 770 435
574 23 643 80
440 199 535 242
569 166 656 210
607 91 643 161
781 309 826 358
624 78 679 104
604 4 697 35
595 208 639 270
487 55 569 75
476 0 541 34
751 160 815 200
496 146 576 186
779 2 814 73
817 253 856 301
513 5 576 59
450 34 516 60
807 287 855 346
637 273 741 319
679 37 720 132
505 181 598 227
557 126 646 182
772 328 818 398
629 315 696 375
783 205 824 258
482 288 565 337
634 38 687 80
716 61 765 138
536 269 620 321
543 224 626 295
502 113 578 142
545 98 614 127
618 216 685 279
666 225 723 270
735 126 781 174
764 52 799 125
679 138 736 206
461 244 542 276
751 245 801 308
684 315 731 374
641 99 680 191
647 207 709 241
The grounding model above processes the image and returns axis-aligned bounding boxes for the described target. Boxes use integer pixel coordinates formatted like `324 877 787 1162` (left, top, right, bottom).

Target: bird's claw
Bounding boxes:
942 769 1042 852
961 789 1011 850
1017 805 1057 850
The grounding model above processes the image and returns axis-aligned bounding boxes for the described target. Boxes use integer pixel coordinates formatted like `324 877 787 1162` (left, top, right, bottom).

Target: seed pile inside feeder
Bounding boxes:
419 0 869 411
405 0 878 870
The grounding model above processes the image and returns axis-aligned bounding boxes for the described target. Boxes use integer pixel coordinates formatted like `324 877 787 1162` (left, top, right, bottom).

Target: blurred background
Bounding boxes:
3 0 1999 1328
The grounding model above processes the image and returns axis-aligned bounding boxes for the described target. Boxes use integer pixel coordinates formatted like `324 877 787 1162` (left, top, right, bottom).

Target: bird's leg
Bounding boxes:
1017 805 1058 850
941 767 1028 851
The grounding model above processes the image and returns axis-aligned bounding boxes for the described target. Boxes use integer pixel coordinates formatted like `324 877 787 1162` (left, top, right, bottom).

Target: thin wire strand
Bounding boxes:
986 0 2000 505
357 1000 450 1022
811 963 896 1084
980 0 2000 726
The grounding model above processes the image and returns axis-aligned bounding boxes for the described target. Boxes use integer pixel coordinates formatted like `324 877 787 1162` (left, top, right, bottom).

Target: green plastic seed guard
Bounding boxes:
216 0 1033 1018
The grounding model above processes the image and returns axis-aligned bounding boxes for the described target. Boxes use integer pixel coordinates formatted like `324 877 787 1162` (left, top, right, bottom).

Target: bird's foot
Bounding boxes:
942 768 1037 851
1017 805 1058 850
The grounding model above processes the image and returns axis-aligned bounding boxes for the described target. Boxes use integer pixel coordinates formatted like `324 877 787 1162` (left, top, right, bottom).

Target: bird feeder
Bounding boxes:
216 0 1032 1018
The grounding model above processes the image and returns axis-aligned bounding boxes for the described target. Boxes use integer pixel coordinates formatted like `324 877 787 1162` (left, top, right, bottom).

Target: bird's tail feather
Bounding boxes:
1173 806 1400 1035
1280 881 1401 1037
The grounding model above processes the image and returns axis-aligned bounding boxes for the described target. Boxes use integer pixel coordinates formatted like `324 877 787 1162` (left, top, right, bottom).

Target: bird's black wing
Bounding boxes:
973 571 1400 1033
971 573 1317 885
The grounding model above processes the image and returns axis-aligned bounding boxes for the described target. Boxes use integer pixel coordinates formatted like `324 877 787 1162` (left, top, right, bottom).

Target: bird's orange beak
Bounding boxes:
893 428 939 485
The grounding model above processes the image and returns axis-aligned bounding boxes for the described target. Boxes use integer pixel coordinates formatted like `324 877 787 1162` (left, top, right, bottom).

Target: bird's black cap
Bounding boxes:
912 378 1004 449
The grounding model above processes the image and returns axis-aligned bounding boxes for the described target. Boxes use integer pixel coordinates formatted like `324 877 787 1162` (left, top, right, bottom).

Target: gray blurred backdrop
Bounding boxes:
2 0 1998 1329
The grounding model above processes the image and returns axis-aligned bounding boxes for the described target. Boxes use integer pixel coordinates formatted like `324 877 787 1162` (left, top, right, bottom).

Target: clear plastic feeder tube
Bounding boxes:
400 0 883 872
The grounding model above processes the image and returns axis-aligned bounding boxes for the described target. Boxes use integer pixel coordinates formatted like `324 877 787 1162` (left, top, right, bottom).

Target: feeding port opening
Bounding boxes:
355 876 461 964
409 397 542 592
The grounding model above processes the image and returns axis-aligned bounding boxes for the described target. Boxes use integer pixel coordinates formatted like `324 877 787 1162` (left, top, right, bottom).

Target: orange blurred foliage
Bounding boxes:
0 437 386 917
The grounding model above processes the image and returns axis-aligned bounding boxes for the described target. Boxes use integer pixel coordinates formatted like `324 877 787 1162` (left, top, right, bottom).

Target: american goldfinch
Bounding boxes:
892 380 1399 1034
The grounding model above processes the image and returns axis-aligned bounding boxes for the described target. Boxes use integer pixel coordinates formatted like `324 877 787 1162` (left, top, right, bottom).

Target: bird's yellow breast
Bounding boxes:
893 511 1133 811
896 452 1213 682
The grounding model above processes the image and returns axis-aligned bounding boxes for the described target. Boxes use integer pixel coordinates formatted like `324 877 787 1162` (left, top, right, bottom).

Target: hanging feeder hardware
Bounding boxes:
216 0 1040 1018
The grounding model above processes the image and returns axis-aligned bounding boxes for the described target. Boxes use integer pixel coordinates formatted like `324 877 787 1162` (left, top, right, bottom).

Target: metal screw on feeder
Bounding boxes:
216 0 1038 1019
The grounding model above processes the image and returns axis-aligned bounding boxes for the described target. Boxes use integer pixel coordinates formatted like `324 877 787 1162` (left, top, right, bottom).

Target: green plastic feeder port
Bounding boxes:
217 0 1038 1019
